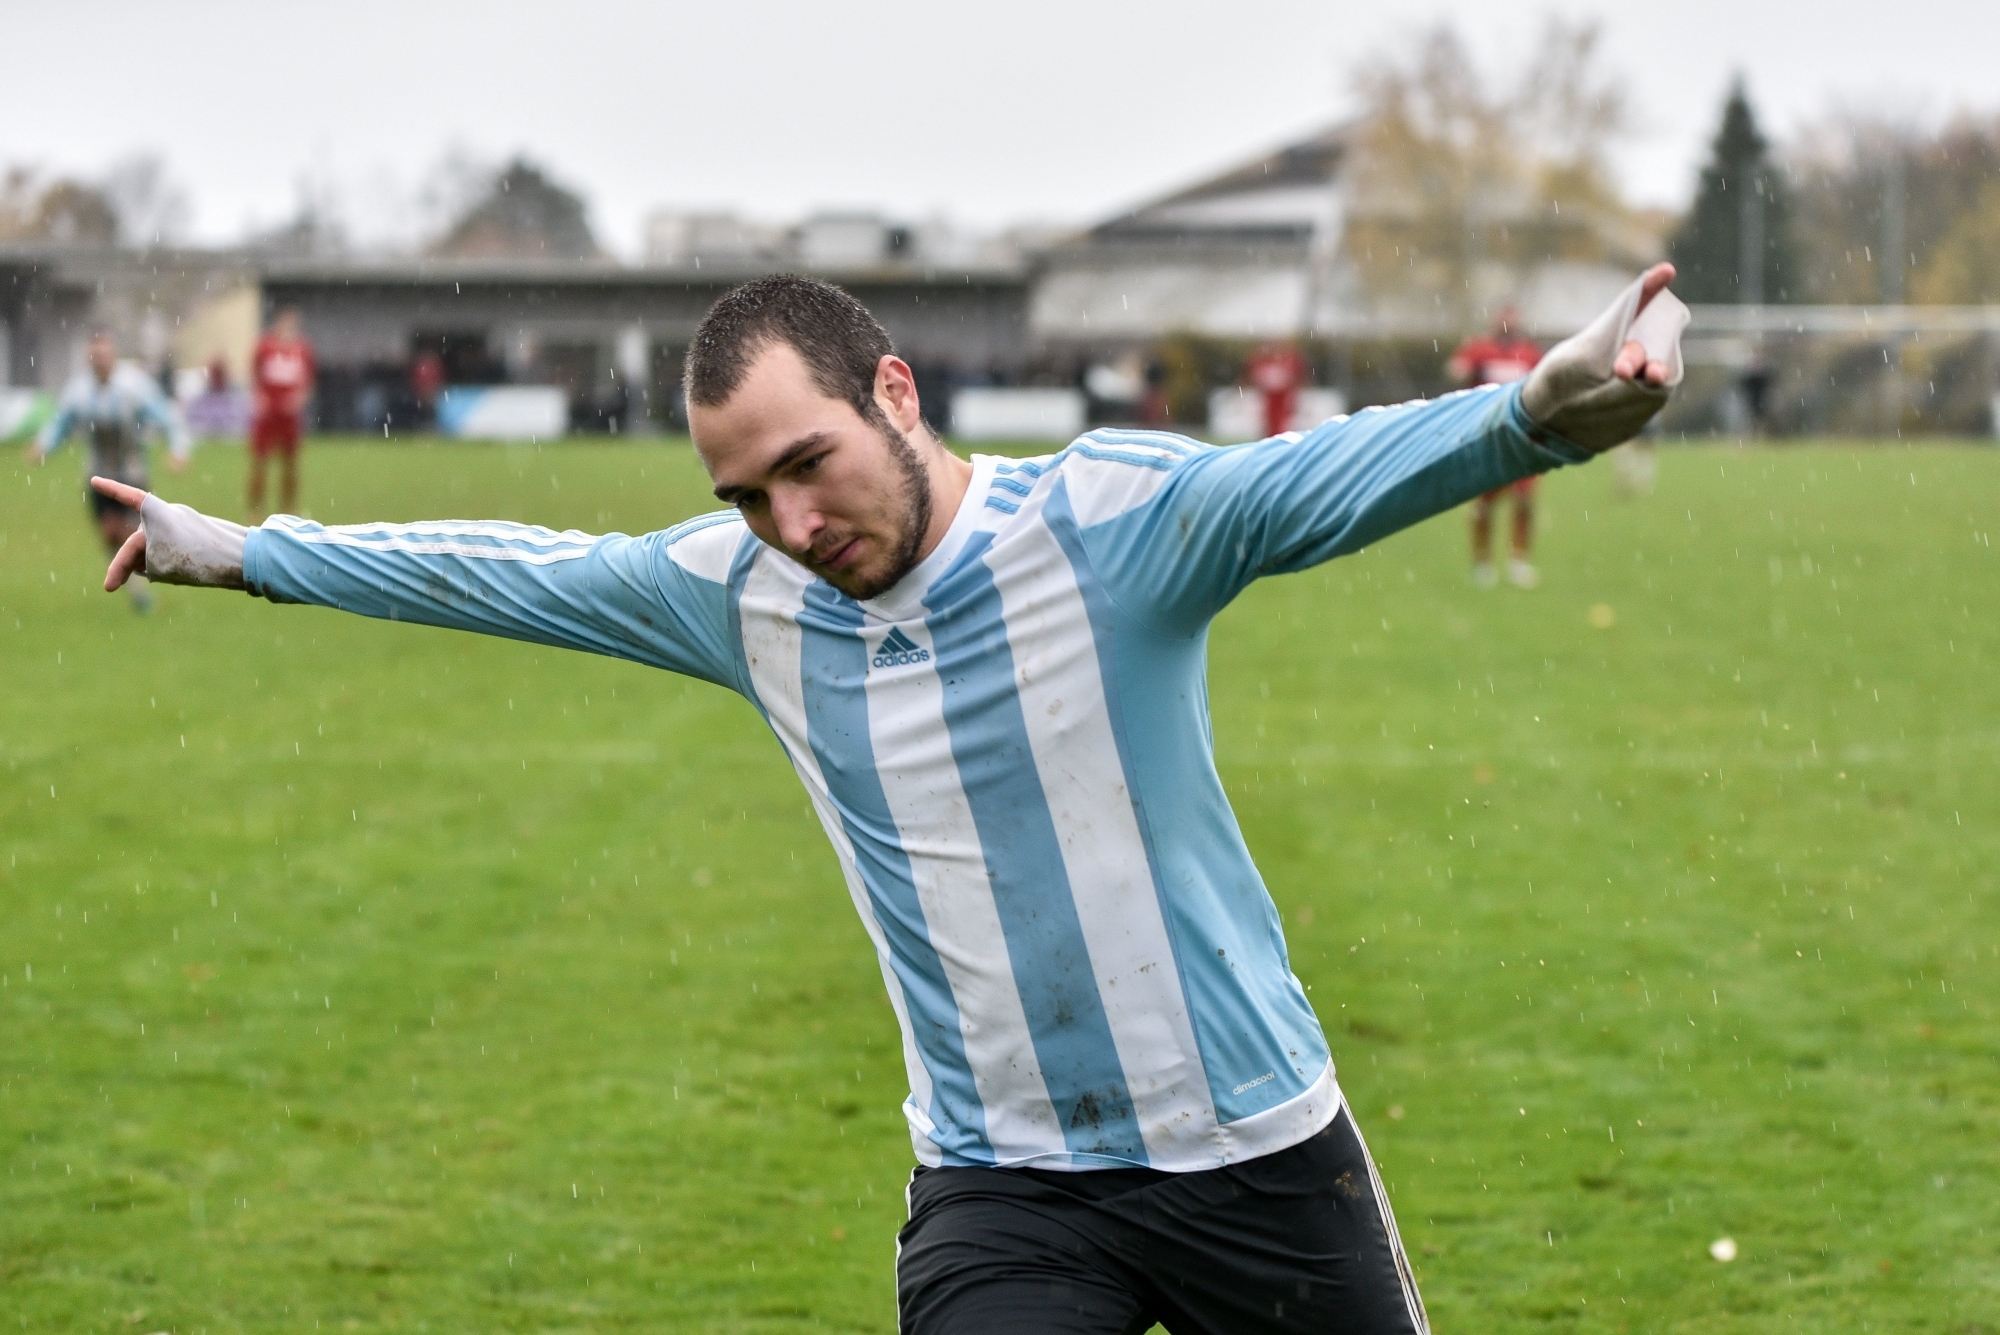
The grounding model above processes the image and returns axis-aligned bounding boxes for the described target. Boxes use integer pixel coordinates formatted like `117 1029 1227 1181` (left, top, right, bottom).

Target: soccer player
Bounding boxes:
27 328 189 613
1448 307 1545 588
248 305 316 519
1244 339 1308 438
98 264 1686 1334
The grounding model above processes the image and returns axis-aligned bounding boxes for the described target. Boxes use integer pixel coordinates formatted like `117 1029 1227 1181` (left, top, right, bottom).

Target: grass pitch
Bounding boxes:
2 437 1995 1333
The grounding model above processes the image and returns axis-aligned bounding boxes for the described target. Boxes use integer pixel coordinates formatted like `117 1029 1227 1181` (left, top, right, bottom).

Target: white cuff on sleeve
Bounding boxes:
140 494 248 590
1521 273 1690 452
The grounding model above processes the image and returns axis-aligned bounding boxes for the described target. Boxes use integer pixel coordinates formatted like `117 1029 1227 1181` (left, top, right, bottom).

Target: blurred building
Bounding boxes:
643 211 785 266
0 242 257 392
5 123 1999 439
259 251 1027 434
1032 123 1654 352
0 225 1029 436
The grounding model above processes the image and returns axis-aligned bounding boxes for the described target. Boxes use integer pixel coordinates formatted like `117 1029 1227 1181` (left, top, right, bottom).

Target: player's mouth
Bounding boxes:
815 536 863 572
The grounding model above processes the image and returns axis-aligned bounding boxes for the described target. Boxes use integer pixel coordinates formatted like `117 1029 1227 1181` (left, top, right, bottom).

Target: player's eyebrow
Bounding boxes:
712 432 830 502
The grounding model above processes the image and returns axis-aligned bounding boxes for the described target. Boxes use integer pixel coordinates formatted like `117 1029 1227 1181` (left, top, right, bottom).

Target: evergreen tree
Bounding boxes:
1670 80 1795 303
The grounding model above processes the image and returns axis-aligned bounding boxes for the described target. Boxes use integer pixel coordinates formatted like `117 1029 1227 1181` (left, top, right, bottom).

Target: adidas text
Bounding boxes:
873 628 932 670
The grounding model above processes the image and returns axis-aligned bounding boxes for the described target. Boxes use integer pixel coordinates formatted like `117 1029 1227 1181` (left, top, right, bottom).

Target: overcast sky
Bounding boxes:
8 0 1996 255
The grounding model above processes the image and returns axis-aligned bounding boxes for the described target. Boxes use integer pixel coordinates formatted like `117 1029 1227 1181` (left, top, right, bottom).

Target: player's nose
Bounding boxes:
770 492 824 558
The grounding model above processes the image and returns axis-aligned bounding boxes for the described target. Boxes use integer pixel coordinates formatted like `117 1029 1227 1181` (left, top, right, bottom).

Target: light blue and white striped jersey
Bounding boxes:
40 362 191 484
242 382 1589 1172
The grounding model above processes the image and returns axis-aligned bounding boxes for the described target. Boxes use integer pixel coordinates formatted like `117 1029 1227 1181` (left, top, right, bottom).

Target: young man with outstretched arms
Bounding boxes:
98 265 1686 1335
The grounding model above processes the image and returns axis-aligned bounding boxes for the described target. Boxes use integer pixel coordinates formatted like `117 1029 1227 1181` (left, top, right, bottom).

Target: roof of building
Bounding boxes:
254 255 1028 289
1088 125 1347 245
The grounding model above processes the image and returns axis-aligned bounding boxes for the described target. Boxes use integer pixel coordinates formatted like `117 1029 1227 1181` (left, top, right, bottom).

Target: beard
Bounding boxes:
822 418 933 601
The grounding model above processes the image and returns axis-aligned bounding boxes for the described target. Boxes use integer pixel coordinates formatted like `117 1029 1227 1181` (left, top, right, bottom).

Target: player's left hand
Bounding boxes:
91 475 249 592
1521 263 1689 452
92 477 151 591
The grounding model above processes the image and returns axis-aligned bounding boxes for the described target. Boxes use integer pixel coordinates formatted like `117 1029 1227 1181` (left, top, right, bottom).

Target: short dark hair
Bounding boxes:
684 275 895 424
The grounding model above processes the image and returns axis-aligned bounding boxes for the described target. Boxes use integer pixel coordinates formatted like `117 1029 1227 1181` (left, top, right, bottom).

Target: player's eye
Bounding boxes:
795 453 825 477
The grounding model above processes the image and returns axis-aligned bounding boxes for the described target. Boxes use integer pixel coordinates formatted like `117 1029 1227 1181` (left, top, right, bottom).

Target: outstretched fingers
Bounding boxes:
106 528 146 591
1635 262 1676 313
90 475 149 509
1613 340 1672 386
1614 263 1679 387
91 478 152 591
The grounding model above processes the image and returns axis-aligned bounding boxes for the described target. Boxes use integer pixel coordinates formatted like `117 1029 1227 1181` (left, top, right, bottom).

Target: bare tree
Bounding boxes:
100 153 193 247
1787 110 2000 305
0 165 121 245
248 171 351 259
0 167 46 241
1342 19 1647 327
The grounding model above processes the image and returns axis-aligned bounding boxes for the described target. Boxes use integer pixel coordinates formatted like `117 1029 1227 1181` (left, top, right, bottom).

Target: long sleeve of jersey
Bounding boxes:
241 513 746 690
143 380 192 459
1078 381 1588 637
36 400 76 455
39 368 192 459
37 375 99 454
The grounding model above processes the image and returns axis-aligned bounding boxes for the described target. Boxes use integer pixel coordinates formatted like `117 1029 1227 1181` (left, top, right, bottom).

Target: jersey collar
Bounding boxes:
859 453 998 621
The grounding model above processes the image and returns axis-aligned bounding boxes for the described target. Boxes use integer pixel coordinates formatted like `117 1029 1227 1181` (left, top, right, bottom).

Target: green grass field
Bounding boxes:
3 437 1995 1333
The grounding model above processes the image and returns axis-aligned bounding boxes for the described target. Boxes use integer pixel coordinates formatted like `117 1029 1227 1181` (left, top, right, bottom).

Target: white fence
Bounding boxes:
949 388 1086 442
436 386 569 441
1207 387 1348 442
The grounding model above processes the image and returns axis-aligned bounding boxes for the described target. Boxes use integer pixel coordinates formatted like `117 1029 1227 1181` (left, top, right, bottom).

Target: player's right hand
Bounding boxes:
92 477 151 591
1521 263 1689 452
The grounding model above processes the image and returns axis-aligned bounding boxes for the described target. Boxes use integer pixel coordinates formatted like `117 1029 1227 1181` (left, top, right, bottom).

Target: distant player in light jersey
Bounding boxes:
1448 308 1544 587
98 267 1687 1334
248 306 316 519
28 328 189 613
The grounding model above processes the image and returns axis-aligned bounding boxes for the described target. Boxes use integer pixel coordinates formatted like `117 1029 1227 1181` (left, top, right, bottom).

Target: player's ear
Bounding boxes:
874 356 923 434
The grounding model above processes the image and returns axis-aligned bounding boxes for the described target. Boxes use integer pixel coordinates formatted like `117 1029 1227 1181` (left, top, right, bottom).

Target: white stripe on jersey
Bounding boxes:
738 549 945 1152
859 612 1066 1165
1054 437 1188 528
991 481 1219 1163
663 516 747 583
289 532 593 564
280 518 601 546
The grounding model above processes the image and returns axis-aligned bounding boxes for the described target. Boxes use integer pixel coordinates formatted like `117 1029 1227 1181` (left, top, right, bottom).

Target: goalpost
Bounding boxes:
1671 304 2000 439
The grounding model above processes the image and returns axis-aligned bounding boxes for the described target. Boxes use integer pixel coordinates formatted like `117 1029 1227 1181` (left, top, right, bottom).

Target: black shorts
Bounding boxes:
88 487 140 523
896 1105 1428 1335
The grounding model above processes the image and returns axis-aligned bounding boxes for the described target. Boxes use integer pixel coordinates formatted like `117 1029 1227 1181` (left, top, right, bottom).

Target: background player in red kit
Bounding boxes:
248 306 316 519
1243 340 1308 438
1448 307 1543 587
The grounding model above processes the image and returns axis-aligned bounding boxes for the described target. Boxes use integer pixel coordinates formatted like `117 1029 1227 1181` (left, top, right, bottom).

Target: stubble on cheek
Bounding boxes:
756 423 932 600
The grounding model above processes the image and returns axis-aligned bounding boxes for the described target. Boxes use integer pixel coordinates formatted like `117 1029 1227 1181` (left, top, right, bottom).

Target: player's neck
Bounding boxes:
913 437 975 564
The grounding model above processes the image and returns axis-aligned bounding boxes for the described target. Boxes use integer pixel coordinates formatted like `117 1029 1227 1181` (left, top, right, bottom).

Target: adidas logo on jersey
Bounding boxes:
872 626 931 669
